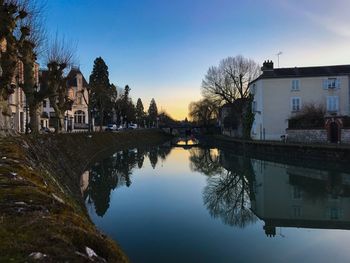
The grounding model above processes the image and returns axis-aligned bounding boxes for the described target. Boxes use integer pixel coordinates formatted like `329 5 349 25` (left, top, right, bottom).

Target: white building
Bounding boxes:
249 61 350 141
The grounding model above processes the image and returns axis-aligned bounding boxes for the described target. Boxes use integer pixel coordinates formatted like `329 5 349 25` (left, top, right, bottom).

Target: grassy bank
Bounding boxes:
0 130 170 262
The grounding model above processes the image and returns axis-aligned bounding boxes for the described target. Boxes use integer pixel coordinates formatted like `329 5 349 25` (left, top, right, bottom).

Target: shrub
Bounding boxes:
288 104 325 129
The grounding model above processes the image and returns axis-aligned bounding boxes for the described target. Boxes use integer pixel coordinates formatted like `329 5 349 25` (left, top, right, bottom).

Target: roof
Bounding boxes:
249 64 350 85
66 68 89 87
39 68 89 89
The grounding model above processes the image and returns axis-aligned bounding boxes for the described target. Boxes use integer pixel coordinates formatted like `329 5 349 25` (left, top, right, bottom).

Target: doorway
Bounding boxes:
330 122 339 143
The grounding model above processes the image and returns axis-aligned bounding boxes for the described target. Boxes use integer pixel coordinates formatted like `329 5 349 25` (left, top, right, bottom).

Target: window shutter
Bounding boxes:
326 96 331 111
323 79 328 90
335 96 339 111
336 79 341 89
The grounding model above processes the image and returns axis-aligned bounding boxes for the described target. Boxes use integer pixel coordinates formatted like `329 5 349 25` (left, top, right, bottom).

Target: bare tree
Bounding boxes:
189 98 218 126
0 0 47 134
202 55 260 105
45 34 76 133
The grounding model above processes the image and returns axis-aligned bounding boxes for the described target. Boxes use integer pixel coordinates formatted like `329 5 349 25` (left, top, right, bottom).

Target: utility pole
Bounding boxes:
276 51 283 68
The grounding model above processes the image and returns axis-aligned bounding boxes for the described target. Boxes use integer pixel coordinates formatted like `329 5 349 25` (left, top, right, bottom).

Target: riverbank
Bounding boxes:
209 135 350 165
0 130 171 262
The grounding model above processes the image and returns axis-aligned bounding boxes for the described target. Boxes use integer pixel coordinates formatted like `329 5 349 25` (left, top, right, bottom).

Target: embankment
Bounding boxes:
210 135 350 166
0 130 170 262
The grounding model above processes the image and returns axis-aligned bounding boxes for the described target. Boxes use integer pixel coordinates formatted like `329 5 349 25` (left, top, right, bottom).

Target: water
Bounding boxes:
82 143 350 263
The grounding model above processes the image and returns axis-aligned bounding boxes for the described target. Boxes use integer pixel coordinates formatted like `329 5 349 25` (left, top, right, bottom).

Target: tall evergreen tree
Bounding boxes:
135 98 144 126
148 98 158 126
89 57 112 130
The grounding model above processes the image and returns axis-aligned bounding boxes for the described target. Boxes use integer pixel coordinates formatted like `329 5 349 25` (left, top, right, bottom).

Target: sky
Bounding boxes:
45 0 350 120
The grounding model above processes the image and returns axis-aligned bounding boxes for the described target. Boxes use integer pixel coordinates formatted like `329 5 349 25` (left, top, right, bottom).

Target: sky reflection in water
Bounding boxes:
82 144 350 263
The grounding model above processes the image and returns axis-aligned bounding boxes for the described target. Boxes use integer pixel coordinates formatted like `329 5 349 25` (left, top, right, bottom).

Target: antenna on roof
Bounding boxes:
276 51 283 68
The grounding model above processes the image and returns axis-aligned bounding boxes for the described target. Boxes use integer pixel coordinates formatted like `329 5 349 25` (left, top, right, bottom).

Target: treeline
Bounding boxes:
88 56 161 129
0 0 168 135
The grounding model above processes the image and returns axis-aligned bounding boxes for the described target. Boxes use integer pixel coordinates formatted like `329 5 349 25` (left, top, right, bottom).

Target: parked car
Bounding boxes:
105 124 117 131
129 123 138 129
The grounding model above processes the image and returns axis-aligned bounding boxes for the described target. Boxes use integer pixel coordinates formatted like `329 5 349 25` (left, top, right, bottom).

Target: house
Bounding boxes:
249 61 350 142
219 98 251 138
7 61 39 133
40 67 89 132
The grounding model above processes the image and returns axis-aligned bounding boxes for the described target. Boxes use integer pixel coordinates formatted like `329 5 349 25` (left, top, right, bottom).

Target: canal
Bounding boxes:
82 142 350 263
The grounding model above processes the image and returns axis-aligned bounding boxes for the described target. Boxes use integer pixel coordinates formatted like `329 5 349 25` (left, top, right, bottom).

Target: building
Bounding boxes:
40 68 89 132
219 98 251 138
249 61 350 142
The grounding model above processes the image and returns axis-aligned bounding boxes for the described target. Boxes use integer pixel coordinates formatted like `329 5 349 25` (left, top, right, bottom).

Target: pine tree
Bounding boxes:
148 98 158 127
89 57 112 130
136 98 144 126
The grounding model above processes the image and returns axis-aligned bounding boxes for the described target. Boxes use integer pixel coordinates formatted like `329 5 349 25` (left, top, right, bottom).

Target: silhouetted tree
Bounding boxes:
202 55 260 105
89 57 113 130
135 98 145 126
189 98 218 126
148 98 158 127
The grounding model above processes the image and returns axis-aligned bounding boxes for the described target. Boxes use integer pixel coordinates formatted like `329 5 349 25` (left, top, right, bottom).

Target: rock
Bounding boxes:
86 246 98 258
51 193 65 204
15 201 26 205
10 172 17 176
1 156 6 160
29 252 47 260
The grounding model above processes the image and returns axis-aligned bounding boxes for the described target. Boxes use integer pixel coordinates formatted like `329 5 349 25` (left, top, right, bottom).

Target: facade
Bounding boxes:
40 68 89 132
7 61 39 133
249 61 350 141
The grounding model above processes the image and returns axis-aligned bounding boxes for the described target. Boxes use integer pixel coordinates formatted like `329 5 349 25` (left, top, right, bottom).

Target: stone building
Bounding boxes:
40 68 89 132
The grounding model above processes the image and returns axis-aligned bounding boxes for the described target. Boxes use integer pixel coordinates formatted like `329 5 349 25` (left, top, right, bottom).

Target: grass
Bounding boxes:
0 130 171 262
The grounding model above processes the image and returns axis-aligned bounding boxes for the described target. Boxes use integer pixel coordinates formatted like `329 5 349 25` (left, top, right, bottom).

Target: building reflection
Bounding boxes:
198 148 350 236
251 159 350 237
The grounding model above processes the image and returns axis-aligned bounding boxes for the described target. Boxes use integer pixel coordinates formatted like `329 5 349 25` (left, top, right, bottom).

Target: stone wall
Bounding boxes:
341 129 350 143
287 128 350 144
287 129 328 143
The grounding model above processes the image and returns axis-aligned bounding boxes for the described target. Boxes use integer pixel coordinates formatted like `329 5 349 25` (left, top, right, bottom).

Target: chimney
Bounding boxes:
261 60 274 75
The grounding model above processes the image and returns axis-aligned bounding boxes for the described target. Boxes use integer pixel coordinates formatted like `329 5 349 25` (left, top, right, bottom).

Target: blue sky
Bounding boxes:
45 0 350 119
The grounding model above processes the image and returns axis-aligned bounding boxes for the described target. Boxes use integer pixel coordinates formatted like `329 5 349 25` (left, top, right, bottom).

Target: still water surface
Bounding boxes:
82 144 350 263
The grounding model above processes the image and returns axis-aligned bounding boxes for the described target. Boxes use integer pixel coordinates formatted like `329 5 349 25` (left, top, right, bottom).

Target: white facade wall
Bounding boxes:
251 75 350 141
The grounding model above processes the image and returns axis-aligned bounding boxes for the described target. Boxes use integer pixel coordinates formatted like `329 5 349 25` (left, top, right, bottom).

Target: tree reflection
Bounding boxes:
195 149 257 228
84 146 172 216
189 148 223 176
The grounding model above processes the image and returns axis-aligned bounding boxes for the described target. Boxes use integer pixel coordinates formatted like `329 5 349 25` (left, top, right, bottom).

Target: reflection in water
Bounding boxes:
83 144 350 235
252 159 350 237
83 146 172 216
203 152 257 228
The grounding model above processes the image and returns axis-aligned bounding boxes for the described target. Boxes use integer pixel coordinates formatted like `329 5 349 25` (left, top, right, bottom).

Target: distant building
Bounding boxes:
219 98 250 138
249 61 350 142
40 67 89 132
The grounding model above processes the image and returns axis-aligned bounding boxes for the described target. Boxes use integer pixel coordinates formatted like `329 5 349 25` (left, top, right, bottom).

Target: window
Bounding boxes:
74 110 86 124
43 100 46 108
291 97 301 112
328 78 337 89
323 78 340 89
327 96 339 112
292 186 302 200
291 79 300 91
